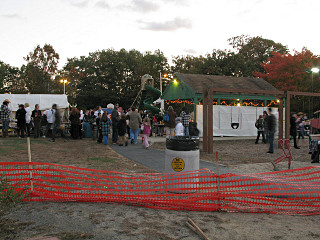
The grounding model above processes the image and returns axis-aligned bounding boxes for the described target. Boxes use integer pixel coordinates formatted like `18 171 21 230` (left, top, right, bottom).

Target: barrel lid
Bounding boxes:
166 136 199 151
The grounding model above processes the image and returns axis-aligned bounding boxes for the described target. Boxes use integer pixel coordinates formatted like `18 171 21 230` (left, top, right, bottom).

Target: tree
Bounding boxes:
23 44 60 93
228 35 288 76
0 61 26 93
253 48 320 92
63 48 169 110
171 35 288 77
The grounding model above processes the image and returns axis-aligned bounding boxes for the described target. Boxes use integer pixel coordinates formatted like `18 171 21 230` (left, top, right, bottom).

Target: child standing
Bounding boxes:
117 114 128 146
142 117 151 149
175 117 184 136
100 112 112 145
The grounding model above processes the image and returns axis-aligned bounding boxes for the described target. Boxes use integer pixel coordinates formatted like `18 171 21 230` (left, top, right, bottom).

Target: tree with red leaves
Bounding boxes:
254 48 320 92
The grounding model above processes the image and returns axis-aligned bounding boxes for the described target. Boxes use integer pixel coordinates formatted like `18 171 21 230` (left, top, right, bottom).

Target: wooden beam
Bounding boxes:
288 91 320 97
202 90 208 153
208 89 214 154
285 91 291 140
278 98 284 146
210 88 284 96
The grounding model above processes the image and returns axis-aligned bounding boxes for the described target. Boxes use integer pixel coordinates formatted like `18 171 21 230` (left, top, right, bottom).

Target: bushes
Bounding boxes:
0 175 29 213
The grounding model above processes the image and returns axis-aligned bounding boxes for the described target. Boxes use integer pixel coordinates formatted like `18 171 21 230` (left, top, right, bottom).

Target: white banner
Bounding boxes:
0 94 69 111
196 105 280 137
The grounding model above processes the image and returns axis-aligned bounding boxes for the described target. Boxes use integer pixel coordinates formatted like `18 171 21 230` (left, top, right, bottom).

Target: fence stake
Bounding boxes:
27 137 34 192
216 151 220 211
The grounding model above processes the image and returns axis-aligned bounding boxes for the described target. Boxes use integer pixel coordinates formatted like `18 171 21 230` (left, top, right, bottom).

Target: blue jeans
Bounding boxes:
269 132 275 153
2 120 9 133
184 126 189 136
130 128 139 144
52 123 65 139
103 135 108 145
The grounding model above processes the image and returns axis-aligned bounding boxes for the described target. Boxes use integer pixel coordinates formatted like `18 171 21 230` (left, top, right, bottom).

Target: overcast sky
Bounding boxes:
1 0 319 68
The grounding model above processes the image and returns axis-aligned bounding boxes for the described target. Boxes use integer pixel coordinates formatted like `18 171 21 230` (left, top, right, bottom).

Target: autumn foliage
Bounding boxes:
254 49 320 92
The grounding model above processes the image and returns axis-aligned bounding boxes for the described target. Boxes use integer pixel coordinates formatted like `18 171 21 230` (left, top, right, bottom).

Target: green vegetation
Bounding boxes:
0 175 29 214
0 138 48 153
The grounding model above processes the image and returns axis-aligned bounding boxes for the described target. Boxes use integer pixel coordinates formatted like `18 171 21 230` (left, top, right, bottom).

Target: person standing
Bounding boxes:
31 104 42 138
255 115 265 144
96 112 103 143
111 104 120 144
267 108 276 154
180 107 190 136
142 117 151 149
94 106 104 118
128 107 142 144
44 105 56 138
16 104 27 138
165 106 176 136
117 114 128 146
263 111 269 144
69 107 81 139
0 99 11 138
297 114 305 141
100 112 112 145
290 113 300 149
175 117 185 136
50 104 66 142
24 103 32 137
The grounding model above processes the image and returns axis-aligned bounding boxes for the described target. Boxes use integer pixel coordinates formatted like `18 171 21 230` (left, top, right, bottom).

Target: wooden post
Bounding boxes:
203 90 208 153
216 151 220 211
285 91 291 140
27 137 34 192
208 89 213 154
278 98 284 147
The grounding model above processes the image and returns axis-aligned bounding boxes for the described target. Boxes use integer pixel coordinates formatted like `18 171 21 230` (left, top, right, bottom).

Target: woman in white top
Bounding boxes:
25 103 32 137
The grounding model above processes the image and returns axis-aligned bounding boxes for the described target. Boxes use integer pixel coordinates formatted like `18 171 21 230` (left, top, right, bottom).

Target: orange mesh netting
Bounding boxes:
1 162 320 215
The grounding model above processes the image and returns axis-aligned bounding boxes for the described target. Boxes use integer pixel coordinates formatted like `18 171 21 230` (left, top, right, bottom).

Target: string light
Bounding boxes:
166 99 280 107
166 99 194 105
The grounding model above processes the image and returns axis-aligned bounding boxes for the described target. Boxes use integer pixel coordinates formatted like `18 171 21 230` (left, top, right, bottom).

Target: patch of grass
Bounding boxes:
86 157 116 163
0 138 49 153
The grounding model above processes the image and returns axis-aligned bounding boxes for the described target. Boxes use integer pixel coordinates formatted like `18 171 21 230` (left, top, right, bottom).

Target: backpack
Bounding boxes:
163 112 169 122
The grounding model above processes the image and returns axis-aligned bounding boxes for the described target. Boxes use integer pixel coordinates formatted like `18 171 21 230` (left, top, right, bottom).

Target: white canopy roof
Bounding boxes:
0 94 69 111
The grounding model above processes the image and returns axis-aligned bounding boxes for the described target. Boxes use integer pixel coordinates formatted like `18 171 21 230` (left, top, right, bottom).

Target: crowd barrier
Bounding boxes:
1 162 320 215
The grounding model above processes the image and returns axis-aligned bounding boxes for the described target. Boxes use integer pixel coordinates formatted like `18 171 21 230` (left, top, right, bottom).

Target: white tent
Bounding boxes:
0 94 69 111
196 105 280 137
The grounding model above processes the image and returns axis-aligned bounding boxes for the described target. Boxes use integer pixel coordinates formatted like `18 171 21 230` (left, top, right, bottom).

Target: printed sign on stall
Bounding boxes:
172 158 185 172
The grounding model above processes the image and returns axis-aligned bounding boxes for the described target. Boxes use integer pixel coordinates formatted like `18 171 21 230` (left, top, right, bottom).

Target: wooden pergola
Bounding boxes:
202 89 320 154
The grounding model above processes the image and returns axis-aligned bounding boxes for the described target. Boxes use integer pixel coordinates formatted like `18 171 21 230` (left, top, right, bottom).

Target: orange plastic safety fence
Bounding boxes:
1 162 320 215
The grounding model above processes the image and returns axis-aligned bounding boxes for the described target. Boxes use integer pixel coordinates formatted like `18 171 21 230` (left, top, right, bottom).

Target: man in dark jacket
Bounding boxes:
111 104 120 144
290 113 300 149
31 104 42 138
16 104 26 138
267 108 276 154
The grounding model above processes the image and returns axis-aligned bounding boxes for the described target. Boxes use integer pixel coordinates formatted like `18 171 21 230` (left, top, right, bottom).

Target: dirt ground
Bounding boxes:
1 136 320 240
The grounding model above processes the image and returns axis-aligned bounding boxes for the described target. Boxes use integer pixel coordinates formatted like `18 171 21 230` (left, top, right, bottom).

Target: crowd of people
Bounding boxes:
1 97 316 155
0 99 196 150
254 107 310 153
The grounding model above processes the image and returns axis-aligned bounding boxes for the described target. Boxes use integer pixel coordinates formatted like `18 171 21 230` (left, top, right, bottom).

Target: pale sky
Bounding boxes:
1 0 319 69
